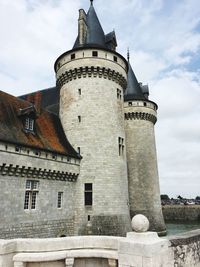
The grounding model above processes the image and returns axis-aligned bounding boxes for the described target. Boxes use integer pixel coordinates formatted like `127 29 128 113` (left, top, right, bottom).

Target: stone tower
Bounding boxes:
55 1 131 236
124 57 166 236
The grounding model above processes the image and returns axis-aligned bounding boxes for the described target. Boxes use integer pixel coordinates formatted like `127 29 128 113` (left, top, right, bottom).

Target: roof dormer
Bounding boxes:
18 106 37 134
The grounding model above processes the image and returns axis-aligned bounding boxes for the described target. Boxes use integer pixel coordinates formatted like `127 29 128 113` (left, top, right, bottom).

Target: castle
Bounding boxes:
0 0 166 238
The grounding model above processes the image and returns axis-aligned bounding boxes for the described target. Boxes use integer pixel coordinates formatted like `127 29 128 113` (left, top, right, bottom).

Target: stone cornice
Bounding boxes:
0 163 78 182
124 112 157 124
56 66 127 89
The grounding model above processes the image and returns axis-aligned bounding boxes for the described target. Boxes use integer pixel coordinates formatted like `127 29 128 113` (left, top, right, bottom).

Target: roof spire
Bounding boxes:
90 0 93 6
127 47 130 62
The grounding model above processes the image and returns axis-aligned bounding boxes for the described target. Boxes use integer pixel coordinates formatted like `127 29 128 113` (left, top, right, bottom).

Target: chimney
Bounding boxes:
78 9 87 45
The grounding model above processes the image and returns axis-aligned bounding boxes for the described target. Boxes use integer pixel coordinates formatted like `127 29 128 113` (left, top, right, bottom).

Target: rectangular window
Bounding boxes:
128 102 132 106
118 137 124 156
24 180 39 210
92 51 98 57
71 53 75 60
24 191 30 209
78 115 81 123
78 88 81 95
52 154 57 160
31 191 37 209
113 56 118 62
57 192 63 208
77 147 81 154
117 88 122 99
25 117 34 131
15 146 21 152
84 183 93 206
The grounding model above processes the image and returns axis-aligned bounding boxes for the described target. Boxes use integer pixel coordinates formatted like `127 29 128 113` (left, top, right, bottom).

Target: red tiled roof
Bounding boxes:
0 90 79 158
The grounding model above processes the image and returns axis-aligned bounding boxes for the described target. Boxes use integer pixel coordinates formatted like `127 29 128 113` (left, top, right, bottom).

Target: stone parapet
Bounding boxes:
56 66 127 90
0 231 200 266
0 163 78 182
4 231 200 267
124 111 157 124
0 148 80 180
169 229 200 267
162 205 200 222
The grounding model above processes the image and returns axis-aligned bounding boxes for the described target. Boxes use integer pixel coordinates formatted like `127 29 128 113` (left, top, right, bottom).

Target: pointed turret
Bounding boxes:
56 0 130 237
86 2 105 46
124 61 146 101
124 54 166 236
73 1 117 51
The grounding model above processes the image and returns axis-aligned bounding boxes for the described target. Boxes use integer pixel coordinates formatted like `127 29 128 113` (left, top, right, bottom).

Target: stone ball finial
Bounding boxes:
131 214 149 233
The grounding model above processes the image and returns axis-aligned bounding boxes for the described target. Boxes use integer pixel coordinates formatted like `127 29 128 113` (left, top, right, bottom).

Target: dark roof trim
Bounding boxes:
54 46 128 72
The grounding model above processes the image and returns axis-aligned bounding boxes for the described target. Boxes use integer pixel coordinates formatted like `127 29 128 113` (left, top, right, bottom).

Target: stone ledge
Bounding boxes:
169 229 200 246
124 112 157 124
0 163 78 182
56 66 127 89
13 249 118 262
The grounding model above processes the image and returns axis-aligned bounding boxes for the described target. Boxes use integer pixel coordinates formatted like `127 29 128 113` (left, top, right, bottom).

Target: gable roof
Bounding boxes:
0 90 80 158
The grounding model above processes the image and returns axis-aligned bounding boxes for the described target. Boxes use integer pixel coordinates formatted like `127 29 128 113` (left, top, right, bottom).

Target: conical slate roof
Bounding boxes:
86 3 105 46
124 62 146 101
73 1 116 50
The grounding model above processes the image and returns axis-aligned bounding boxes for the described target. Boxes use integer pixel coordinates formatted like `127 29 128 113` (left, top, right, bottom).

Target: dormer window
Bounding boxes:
18 105 37 134
25 117 34 131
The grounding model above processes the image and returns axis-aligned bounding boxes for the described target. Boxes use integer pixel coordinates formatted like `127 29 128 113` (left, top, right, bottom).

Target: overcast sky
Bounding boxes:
0 0 200 198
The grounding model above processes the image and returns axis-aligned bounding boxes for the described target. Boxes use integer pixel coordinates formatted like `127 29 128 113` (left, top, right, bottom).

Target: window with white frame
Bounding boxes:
24 180 39 210
57 192 63 208
25 117 34 131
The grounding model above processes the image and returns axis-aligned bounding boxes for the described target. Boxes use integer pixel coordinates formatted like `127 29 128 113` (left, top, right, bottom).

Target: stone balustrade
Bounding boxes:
0 216 199 267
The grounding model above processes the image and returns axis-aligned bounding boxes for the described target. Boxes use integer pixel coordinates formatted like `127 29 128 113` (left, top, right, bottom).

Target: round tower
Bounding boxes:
124 59 166 236
55 2 131 236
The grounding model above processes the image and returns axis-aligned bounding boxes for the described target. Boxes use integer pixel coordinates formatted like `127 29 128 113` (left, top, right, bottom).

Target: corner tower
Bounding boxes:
55 1 131 236
124 56 166 235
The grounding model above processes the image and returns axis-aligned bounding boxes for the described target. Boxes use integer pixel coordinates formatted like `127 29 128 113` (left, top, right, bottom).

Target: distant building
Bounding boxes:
0 0 166 238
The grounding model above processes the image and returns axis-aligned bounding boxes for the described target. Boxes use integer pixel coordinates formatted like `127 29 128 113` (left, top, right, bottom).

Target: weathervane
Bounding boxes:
127 47 130 62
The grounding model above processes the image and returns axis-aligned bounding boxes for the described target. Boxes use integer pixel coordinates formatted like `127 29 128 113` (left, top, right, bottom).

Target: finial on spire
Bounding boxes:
90 0 94 5
127 47 130 62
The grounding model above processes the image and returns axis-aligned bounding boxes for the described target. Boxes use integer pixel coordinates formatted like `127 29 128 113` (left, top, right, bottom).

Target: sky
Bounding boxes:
0 0 200 198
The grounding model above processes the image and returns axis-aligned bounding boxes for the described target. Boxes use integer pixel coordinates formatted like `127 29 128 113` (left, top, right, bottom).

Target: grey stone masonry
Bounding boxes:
0 143 78 238
0 219 74 239
124 100 166 235
57 48 131 236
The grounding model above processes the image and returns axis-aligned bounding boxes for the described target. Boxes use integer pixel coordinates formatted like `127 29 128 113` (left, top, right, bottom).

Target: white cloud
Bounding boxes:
0 0 81 95
153 69 200 197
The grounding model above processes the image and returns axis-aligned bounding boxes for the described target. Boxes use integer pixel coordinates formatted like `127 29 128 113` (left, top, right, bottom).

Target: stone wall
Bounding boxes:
58 47 131 236
0 147 77 238
170 229 200 267
0 219 74 239
124 100 166 235
163 205 200 221
0 230 200 267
